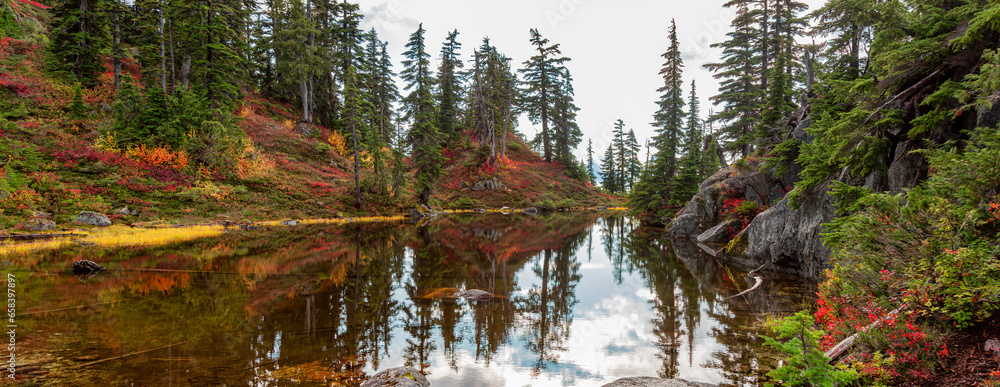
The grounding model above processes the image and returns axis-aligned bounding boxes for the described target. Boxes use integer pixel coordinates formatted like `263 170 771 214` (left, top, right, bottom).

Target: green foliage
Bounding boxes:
401 24 443 205
0 3 21 39
763 311 858 387
450 197 479 209
823 126 1000 329
46 0 110 87
68 83 85 118
519 28 573 163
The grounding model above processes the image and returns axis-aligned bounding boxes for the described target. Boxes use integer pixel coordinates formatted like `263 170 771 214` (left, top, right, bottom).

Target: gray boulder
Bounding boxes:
360 367 430 387
22 218 57 232
602 377 716 387
522 207 538 215
668 213 701 240
114 206 130 216
696 220 738 244
281 219 300 226
73 211 112 227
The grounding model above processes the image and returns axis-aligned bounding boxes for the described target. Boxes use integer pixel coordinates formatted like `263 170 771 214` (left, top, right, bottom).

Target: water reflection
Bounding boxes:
13 213 813 386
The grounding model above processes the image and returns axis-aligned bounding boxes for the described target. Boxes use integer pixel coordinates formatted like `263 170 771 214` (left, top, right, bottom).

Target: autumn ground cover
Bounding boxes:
0 1 619 235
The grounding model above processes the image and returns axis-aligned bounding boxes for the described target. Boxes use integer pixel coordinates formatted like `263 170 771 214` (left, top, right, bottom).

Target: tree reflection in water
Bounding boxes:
13 212 813 386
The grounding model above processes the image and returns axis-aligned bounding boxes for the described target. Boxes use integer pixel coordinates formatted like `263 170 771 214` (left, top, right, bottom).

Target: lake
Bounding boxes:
8 212 814 386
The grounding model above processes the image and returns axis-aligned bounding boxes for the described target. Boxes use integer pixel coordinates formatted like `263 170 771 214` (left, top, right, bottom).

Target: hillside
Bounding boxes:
0 1 620 233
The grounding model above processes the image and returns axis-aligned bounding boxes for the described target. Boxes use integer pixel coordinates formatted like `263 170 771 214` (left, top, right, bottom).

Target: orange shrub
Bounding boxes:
125 144 189 170
327 131 348 156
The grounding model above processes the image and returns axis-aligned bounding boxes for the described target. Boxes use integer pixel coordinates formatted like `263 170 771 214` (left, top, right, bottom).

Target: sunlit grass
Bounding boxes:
0 207 623 259
0 225 225 259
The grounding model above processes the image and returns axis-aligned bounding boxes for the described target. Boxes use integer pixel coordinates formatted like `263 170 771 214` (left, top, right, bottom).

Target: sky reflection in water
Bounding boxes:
14 213 813 386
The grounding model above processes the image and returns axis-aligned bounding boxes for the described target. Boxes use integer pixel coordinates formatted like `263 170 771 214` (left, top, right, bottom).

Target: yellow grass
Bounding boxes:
0 225 225 259
0 207 624 259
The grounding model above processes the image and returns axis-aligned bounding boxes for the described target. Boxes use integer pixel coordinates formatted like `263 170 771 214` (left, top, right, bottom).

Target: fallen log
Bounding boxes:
824 305 905 362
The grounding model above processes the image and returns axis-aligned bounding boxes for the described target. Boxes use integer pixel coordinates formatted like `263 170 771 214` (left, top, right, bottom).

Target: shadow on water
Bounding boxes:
10 213 814 386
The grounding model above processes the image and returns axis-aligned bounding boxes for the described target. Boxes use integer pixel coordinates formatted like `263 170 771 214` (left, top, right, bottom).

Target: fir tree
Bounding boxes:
674 80 704 203
705 0 764 158
600 145 619 193
437 30 463 145
586 139 596 183
47 0 110 87
401 24 442 205
651 19 685 181
520 28 570 163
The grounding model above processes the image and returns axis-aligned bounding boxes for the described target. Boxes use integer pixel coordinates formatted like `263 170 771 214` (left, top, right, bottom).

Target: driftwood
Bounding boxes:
824 305 905 362
723 263 766 300
74 341 189 369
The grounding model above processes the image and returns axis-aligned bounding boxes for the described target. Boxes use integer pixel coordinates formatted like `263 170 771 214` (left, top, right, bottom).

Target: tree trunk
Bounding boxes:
169 18 176 93
113 0 121 90
159 8 166 91
180 54 191 89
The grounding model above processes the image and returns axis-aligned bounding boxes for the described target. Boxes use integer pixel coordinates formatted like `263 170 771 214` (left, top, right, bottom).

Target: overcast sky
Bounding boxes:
356 0 826 161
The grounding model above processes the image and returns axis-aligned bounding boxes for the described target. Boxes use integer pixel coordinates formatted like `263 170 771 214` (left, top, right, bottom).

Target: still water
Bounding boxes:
10 213 814 386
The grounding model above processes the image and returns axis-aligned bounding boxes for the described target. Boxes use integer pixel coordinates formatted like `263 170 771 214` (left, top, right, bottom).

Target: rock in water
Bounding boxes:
73 211 112 227
22 218 57 231
695 220 737 244
72 260 105 275
280 219 300 226
522 207 538 215
456 289 494 301
602 377 717 387
360 367 430 387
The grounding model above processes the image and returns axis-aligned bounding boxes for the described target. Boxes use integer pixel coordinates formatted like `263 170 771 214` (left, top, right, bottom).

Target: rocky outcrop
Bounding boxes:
887 140 927 194
669 163 788 241
22 218 57 231
73 211 112 227
602 377 716 387
360 367 430 387
722 182 836 278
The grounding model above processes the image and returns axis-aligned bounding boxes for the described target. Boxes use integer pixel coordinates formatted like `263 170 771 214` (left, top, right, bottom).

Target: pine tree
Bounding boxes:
612 119 628 190
674 80 704 203
705 1 764 158
471 38 518 164
586 139 596 183
520 28 570 163
47 0 110 87
651 19 686 181
401 24 442 205
437 30 463 145
631 19 691 221
600 145 619 193
626 128 641 188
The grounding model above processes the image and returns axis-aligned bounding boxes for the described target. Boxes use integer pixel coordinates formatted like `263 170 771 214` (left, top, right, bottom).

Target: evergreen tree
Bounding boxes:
401 24 442 205
47 0 110 87
674 80 704 203
470 38 518 164
651 19 685 181
552 69 582 168
611 119 628 190
343 64 372 207
599 145 619 193
705 1 764 158
437 30 463 145
519 28 570 163
586 139 596 183
626 128 642 188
